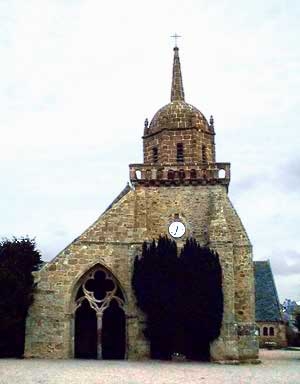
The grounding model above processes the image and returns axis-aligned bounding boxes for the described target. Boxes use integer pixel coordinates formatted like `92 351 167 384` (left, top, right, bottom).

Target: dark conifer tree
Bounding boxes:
295 313 300 334
132 236 178 359
179 239 223 360
132 236 223 361
0 237 42 357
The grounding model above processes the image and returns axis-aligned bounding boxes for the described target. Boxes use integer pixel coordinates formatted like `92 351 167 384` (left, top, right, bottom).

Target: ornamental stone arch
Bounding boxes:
69 263 128 360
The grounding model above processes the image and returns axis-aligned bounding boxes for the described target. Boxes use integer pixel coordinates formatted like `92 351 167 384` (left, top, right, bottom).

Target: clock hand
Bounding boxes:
174 226 178 235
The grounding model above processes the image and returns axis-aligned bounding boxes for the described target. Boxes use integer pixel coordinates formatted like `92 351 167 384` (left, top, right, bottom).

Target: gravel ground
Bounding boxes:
0 349 299 384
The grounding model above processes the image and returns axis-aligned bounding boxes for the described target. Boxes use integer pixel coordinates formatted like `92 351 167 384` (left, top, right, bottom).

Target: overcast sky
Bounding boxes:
0 0 299 302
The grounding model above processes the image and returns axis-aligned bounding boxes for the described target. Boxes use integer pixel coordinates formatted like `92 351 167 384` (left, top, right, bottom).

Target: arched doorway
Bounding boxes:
102 299 126 359
75 299 97 359
74 267 126 359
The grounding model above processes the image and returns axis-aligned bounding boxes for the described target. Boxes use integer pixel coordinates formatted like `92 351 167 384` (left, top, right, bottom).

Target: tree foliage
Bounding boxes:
179 238 223 359
0 237 42 357
294 313 300 333
132 236 223 360
132 236 178 359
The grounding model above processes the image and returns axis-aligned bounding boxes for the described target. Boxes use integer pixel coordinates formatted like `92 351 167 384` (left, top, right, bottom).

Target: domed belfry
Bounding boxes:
24 46 259 363
143 46 216 168
133 46 225 188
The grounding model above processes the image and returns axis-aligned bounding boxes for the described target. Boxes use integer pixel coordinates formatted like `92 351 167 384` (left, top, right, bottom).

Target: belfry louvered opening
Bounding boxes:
152 147 158 163
176 143 184 162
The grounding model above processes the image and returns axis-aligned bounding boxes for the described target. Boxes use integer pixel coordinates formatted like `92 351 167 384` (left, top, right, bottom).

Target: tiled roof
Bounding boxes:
254 261 282 322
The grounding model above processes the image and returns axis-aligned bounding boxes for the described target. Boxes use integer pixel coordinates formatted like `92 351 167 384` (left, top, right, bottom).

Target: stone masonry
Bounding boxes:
24 46 259 363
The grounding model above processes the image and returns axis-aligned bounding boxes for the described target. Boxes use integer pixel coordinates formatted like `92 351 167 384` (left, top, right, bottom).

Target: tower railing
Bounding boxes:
129 162 230 187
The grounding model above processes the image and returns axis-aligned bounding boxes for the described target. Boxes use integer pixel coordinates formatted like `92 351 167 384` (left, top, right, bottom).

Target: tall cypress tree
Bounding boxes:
132 236 178 359
132 236 223 361
0 237 42 357
179 239 223 360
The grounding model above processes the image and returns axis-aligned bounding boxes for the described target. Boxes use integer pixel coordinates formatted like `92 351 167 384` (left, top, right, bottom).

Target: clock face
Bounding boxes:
168 221 186 238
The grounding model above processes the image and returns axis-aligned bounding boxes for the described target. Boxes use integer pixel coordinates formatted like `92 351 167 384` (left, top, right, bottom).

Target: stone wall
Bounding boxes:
257 322 287 348
25 183 258 362
143 128 215 165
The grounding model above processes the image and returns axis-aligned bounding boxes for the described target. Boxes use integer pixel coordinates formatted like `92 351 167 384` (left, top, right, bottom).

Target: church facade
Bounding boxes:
25 47 259 363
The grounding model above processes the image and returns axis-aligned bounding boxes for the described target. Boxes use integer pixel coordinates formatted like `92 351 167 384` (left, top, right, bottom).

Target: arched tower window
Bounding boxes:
190 169 197 179
179 169 185 180
167 170 174 179
152 147 158 163
269 327 275 336
202 145 207 163
263 327 268 336
177 143 184 162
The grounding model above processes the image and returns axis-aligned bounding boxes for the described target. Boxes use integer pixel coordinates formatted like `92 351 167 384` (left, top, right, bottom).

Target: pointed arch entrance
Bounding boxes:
74 266 126 359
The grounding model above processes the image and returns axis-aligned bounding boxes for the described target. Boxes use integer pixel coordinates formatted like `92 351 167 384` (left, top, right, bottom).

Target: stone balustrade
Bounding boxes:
129 162 230 187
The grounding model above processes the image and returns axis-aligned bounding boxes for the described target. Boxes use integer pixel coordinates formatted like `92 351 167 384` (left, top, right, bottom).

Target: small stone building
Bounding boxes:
24 46 259 363
254 261 287 348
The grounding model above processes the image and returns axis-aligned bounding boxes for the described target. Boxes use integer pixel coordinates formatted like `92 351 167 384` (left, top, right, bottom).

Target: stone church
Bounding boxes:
25 46 259 363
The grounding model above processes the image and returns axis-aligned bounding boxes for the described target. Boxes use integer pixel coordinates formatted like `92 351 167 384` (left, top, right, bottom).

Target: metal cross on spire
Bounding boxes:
171 33 181 48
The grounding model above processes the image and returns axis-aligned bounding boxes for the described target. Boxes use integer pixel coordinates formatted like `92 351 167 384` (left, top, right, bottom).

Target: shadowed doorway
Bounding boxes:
74 267 126 360
75 299 97 359
102 299 126 359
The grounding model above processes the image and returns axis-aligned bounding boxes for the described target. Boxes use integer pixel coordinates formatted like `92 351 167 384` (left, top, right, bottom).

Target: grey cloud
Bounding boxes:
230 154 300 198
276 158 300 191
231 174 267 195
269 250 300 276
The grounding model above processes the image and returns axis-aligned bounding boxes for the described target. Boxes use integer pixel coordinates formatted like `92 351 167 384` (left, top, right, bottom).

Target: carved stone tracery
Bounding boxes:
75 268 125 316
74 268 125 360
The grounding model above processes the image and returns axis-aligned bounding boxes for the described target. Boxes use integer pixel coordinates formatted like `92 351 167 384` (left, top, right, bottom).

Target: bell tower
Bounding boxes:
130 47 229 188
128 45 258 363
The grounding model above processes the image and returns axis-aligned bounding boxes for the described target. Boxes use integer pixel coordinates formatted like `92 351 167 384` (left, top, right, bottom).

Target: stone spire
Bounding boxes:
171 47 185 102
